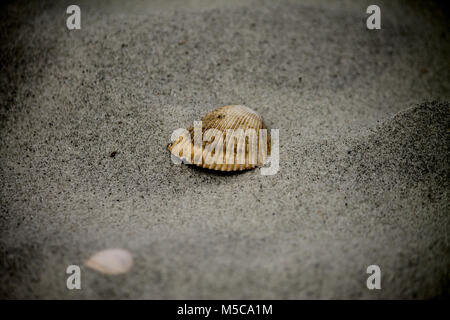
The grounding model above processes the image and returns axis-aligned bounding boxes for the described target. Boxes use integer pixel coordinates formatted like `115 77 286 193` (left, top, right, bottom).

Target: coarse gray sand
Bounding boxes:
0 0 449 299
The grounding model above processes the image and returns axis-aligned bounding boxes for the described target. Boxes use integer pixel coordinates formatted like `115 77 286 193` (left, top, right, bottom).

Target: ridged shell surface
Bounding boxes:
168 105 271 171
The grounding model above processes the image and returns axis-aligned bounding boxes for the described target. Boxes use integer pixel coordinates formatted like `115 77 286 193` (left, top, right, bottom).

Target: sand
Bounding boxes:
0 0 449 299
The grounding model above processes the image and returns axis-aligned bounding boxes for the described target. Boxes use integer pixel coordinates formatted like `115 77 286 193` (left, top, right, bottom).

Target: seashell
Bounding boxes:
168 105 271 171
84 248 133 275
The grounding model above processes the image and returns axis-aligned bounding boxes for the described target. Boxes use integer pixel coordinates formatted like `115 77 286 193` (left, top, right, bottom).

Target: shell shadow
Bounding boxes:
186 164 253 177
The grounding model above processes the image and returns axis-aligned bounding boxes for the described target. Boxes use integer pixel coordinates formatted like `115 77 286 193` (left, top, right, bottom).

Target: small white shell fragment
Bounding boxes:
84 248 133 275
